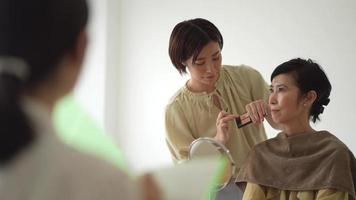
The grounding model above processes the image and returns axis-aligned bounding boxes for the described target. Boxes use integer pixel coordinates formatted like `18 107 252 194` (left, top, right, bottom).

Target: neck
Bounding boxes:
23 84 62 114
187 80 215 93
280 119 315 137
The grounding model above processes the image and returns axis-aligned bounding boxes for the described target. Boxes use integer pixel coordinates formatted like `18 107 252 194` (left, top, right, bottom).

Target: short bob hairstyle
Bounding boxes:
271 58 331 123
168 18 223 75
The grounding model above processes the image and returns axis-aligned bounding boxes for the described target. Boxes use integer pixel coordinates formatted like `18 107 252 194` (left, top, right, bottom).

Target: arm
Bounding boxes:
165 103 195 162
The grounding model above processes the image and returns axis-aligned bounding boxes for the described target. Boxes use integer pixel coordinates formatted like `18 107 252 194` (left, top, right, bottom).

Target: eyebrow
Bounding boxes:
270 83 288 88
196 50 221 61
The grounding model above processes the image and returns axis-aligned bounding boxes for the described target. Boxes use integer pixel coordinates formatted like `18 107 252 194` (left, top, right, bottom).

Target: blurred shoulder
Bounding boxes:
56 143 130 182
38 139 140 199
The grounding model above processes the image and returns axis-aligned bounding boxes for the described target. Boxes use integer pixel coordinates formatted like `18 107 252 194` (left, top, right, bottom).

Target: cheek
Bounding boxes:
277 96 293 108
215 60 222 68
283 98 300 112
189 67 205 77
195 68 207 75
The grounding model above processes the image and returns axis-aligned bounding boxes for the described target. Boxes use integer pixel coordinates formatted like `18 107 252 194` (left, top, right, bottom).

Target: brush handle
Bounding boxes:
235 113 252 128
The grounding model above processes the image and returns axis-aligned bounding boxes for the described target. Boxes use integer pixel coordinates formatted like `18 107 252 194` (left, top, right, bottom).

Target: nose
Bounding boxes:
206 61 216 73
269 91 277 105
206 64 213 72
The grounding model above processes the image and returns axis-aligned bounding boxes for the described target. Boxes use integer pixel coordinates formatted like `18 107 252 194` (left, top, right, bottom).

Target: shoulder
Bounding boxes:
317 131 351 154
166 86 187 106
165 85 196 115
38 138 140 199
222 65 266 89
56 143 130 181
250 134 277 151
44 137 132 185
166 91 184 116
222 64 262 77
256 131 352 157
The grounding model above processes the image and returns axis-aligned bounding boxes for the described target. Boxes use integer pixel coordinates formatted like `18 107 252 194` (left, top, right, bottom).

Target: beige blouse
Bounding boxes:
165 65 269 173
243 183 348 200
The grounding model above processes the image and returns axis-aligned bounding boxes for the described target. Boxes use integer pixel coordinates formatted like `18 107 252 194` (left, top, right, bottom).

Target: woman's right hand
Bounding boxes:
214 111 239 145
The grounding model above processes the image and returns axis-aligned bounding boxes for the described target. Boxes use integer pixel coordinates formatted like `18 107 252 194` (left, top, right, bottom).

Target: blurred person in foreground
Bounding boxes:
0 0 160 199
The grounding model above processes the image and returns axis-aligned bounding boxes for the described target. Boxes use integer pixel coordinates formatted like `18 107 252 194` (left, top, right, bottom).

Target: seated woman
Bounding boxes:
236 58 356 200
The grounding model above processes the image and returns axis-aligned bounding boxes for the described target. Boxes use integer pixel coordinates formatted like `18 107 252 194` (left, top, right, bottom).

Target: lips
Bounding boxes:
203 76 216 81
205 75 215 79
270 109 280 114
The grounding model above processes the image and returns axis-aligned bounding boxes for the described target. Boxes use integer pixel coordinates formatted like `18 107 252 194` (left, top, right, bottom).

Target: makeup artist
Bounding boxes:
165 18 277 174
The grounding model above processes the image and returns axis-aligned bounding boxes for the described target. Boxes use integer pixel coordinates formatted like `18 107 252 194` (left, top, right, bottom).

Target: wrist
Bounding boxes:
214 135 227 145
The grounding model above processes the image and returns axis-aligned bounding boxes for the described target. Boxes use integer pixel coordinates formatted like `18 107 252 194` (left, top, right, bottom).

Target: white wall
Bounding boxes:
77 0 356 172
74 0 107 129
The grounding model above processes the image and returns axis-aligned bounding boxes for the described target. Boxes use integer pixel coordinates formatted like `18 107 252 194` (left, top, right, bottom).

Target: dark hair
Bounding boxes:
0 0 88 164
271 58 331 123
168 18 223 75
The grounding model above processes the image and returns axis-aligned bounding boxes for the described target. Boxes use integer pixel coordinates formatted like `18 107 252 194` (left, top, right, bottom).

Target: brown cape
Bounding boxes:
236 131 356 199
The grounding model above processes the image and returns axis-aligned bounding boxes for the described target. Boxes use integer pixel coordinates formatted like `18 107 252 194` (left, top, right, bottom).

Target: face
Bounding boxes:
184 41 222 92
269 73 309 126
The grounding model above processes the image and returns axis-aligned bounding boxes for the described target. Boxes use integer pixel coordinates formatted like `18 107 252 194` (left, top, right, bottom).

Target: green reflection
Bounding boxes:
53 94 129 174
205 156 228 200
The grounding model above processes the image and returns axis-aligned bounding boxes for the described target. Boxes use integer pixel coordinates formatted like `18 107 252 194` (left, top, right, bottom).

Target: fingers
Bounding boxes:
256 103 264 121
215 111 237 144
246 100 268 123
264 103 271 117
216 111 237 126
246 103 258 123
216 110 226 126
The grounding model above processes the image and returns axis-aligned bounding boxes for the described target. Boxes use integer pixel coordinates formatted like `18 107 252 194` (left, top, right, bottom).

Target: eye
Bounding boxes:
195 62 205 66
269 88 274 93
276 86 285 92
212 54 221 61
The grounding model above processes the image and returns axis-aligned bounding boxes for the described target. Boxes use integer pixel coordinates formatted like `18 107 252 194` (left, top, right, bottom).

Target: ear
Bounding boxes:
69 30 88 66
303 90 317 106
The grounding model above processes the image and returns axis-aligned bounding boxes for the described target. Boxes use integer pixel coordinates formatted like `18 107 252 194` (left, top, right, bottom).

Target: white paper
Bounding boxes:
151 156 222 200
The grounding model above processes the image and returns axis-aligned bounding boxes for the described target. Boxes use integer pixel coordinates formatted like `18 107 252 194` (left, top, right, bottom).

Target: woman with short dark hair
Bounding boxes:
165 18 277 174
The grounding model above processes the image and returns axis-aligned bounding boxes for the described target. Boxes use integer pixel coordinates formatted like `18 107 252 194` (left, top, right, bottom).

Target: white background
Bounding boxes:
75 0 356 172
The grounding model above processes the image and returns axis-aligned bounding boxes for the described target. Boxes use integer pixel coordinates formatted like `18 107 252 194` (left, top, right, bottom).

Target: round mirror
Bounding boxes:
188 137 236 190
